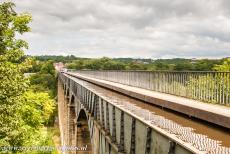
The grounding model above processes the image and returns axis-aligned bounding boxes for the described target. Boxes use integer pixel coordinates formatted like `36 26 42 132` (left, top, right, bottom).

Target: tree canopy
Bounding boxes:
213 58 230 71
0 2 32 147
0 3 57 152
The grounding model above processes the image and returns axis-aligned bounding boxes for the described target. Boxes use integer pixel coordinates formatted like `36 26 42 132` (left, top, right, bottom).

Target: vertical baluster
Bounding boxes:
79 85 81 102
160 72 163 92
225 72 229 105
83 88 86 107
176 72 179 96
101 99 105 129
168 141 176 154
207 72 211 103
94 95 99 120
163 72 166 93
157 72 160 92
106 101 110 135
216 72 220 104
175 72 178 95
148 71 151 90
172 72 175 95
200 72 203 101
145 127 152 154
165 72 168 93
86 89 89 110
89 91 92 113
178 72 181 96
220 72 223 104
118 111 125 153
212 72 216 103
196 73 199 100
169 72 172 95
130 118 136 154
223 72 227 105
189 72 192 99
183 72 185 97
152 72 155 91
112 106 117 144
206 73 210 103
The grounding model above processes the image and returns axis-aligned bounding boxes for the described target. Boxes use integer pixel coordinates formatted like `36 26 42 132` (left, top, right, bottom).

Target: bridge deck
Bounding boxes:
61 72 230 153
66 72 230 129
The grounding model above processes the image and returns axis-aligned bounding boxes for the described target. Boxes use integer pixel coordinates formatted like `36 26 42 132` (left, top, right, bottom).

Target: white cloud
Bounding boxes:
10 0 230 58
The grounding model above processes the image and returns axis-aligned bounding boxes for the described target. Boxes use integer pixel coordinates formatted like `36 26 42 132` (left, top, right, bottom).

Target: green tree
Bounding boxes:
193 59 217 71
22 91 55 127
40 60 55 75
126 62 147 70
0 1 32 148
154 61 170 70
29 60 57 97
213 58 230 71
28 59 42 73
30 73 56 97
174 62 193 71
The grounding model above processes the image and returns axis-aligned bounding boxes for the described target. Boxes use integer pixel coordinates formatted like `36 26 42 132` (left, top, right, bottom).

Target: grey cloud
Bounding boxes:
11 0 230 58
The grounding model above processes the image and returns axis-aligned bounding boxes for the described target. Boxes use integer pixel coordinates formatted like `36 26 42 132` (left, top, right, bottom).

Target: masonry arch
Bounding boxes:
70 94 75 105
66 88 70 101
68 95 77 146
76 109 92 153
63 83 65 91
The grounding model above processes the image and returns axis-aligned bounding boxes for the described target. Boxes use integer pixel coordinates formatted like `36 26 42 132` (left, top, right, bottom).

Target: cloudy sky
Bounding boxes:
11 0 230 58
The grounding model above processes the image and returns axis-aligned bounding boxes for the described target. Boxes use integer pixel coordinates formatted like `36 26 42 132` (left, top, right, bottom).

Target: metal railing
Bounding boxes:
69 70 230 105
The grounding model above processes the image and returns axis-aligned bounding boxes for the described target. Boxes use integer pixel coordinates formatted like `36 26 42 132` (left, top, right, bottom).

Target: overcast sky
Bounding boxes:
11 0 230 58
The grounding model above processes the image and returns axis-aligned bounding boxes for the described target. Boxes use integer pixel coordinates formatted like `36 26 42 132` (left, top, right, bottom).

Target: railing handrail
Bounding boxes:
66 69 230 73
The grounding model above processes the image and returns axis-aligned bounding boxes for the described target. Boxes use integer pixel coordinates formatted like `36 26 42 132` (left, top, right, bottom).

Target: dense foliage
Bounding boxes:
31 55 230 71
0 2 57 153
213 58 230 71
0 1 32 148
29 60 57 97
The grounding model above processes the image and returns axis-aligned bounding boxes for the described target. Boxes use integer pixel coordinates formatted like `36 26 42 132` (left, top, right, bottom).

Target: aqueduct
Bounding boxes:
58 71 230 154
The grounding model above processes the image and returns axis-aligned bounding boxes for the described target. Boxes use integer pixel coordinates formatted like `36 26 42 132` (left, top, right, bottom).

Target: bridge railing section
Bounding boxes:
68 70 230 105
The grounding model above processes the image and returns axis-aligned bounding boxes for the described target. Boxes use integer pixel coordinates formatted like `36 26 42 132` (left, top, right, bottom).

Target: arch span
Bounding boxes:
66 88 70 101
76 109 92 153
70 95 75 105
68 95 76 146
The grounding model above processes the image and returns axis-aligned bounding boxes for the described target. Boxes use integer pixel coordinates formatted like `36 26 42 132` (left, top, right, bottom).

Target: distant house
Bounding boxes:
54 62 66 71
